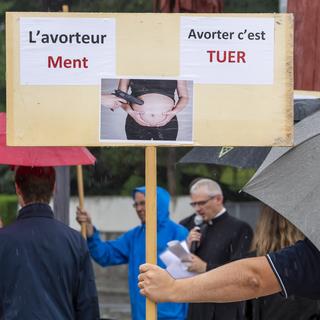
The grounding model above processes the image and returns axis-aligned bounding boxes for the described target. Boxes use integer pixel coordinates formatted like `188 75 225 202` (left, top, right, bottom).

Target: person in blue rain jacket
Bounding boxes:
76 186 188 320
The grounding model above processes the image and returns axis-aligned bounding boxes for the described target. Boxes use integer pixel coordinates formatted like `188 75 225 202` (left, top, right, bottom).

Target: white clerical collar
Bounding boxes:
208 207 226 225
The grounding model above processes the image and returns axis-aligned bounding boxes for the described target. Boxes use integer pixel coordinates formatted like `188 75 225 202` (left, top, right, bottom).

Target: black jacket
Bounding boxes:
246 251 320 320
246 294 320 320
0 203 100 320
180 212 253 320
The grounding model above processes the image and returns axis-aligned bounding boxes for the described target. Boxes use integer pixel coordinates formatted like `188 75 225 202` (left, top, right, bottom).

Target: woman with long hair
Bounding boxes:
246 205 320 320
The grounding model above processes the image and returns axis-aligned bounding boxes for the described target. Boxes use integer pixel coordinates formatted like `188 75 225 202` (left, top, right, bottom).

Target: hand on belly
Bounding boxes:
131 93 175 127
139 111 168 126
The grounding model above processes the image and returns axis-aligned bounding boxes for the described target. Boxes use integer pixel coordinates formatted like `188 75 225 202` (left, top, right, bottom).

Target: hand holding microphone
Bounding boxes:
188 214 204 253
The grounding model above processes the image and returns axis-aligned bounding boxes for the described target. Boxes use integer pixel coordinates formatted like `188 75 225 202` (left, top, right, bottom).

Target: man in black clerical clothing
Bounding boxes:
0 166 100 320
180 178 253 320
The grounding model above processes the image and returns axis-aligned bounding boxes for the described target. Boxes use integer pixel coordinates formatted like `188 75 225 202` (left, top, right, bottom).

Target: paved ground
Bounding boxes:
93 232 131 320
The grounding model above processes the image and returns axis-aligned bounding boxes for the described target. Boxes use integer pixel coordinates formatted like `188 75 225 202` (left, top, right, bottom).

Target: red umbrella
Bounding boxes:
0 113 95 166
0 113 95 237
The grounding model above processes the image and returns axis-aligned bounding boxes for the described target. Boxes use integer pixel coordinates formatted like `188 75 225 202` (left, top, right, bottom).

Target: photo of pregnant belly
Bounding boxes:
100 78 193 143
132 94 174 126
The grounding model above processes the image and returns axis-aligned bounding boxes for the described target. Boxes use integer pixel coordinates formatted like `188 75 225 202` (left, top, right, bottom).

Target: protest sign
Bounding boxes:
6 12 293 146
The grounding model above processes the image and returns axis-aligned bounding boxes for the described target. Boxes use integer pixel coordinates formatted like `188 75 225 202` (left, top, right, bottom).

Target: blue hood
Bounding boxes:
132 186 170 226
88 186 188 320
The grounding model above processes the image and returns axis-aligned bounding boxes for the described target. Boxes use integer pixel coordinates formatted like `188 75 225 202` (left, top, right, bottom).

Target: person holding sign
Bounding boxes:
138 240 320 313
76 186 188 320
118 79 189 141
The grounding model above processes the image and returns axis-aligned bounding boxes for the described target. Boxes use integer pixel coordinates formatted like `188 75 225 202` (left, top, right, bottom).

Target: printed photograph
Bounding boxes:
100 78 193 143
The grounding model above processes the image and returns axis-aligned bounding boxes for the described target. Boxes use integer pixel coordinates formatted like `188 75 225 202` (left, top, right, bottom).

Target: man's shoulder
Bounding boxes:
123 224 144 237
0 227 13 241
0 220 23 239
179 213 196 229
0 223 30 251
167 219 189 236
225 212 251 227
222 212 253 235
54 219 86 240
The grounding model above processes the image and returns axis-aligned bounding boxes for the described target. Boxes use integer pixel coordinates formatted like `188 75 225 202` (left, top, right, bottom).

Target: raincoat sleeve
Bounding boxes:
87 227 131 266
74 242 100 320
266 239 320 299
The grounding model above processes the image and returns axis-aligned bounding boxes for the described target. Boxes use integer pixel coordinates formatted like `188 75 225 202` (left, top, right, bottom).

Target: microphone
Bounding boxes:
190 214 204 253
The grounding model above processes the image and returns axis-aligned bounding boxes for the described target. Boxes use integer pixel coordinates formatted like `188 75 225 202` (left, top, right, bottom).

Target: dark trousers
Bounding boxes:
125 115 178 140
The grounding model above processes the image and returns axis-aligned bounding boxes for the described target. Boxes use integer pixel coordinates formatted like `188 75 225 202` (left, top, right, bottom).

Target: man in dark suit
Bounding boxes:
0 166 100 320
180 178 253 320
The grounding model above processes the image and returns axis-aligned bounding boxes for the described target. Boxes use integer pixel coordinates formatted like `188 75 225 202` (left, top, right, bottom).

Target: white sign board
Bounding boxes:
20 17 116 85
7 13 293 147
180 17 275 84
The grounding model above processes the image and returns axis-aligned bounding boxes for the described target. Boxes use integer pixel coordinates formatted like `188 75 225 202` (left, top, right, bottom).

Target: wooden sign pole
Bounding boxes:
145 146 157 320
61 4 86 240
76 164 86 239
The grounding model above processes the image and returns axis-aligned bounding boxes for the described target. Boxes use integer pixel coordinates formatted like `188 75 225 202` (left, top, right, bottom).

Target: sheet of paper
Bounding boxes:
160 241 197 279
167 240 192 261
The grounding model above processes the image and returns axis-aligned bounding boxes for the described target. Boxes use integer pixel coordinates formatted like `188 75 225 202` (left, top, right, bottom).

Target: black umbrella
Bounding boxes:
179 99 320 169
179 146 270 169
294 98 320 122
243 110 320 250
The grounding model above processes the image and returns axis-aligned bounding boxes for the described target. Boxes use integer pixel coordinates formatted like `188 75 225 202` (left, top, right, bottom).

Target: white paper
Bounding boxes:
180 17 275 84
167 240 192 261
20 18 116 85
160 240 197 279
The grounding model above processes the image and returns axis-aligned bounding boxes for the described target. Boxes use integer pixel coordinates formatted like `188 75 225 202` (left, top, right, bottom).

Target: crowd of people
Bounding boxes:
0 168 320 319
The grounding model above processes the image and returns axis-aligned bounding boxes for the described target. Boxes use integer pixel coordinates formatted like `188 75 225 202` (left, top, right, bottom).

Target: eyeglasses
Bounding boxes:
133 200 145 208
190 196 216 208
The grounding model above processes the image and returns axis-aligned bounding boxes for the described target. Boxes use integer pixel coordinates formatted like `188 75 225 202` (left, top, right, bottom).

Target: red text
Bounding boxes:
206 50 246 63
48 56 89 69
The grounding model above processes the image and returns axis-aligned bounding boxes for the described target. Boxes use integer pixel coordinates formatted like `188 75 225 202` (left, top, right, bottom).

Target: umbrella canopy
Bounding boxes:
179 146 270 169
243 110 320 250
0 113 95 166
294 98 320 122
179 99 320 169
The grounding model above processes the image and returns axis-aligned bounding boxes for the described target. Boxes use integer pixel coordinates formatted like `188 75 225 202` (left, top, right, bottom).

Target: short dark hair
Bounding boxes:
15 166 55 204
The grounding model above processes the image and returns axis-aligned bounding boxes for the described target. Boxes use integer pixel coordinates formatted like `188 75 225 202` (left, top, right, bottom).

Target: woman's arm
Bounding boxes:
172 80 189 113
118 79 150 126
138 257 281 303
118 79 130 92
100 79 129 110
101 94 126 110
156 80 189 126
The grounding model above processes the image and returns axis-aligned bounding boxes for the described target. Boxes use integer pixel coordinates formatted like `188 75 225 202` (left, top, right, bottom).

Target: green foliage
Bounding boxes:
0 194 17 226
72 147 146 196
71 147 255 200
220 166 255 191
0 167 15 194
